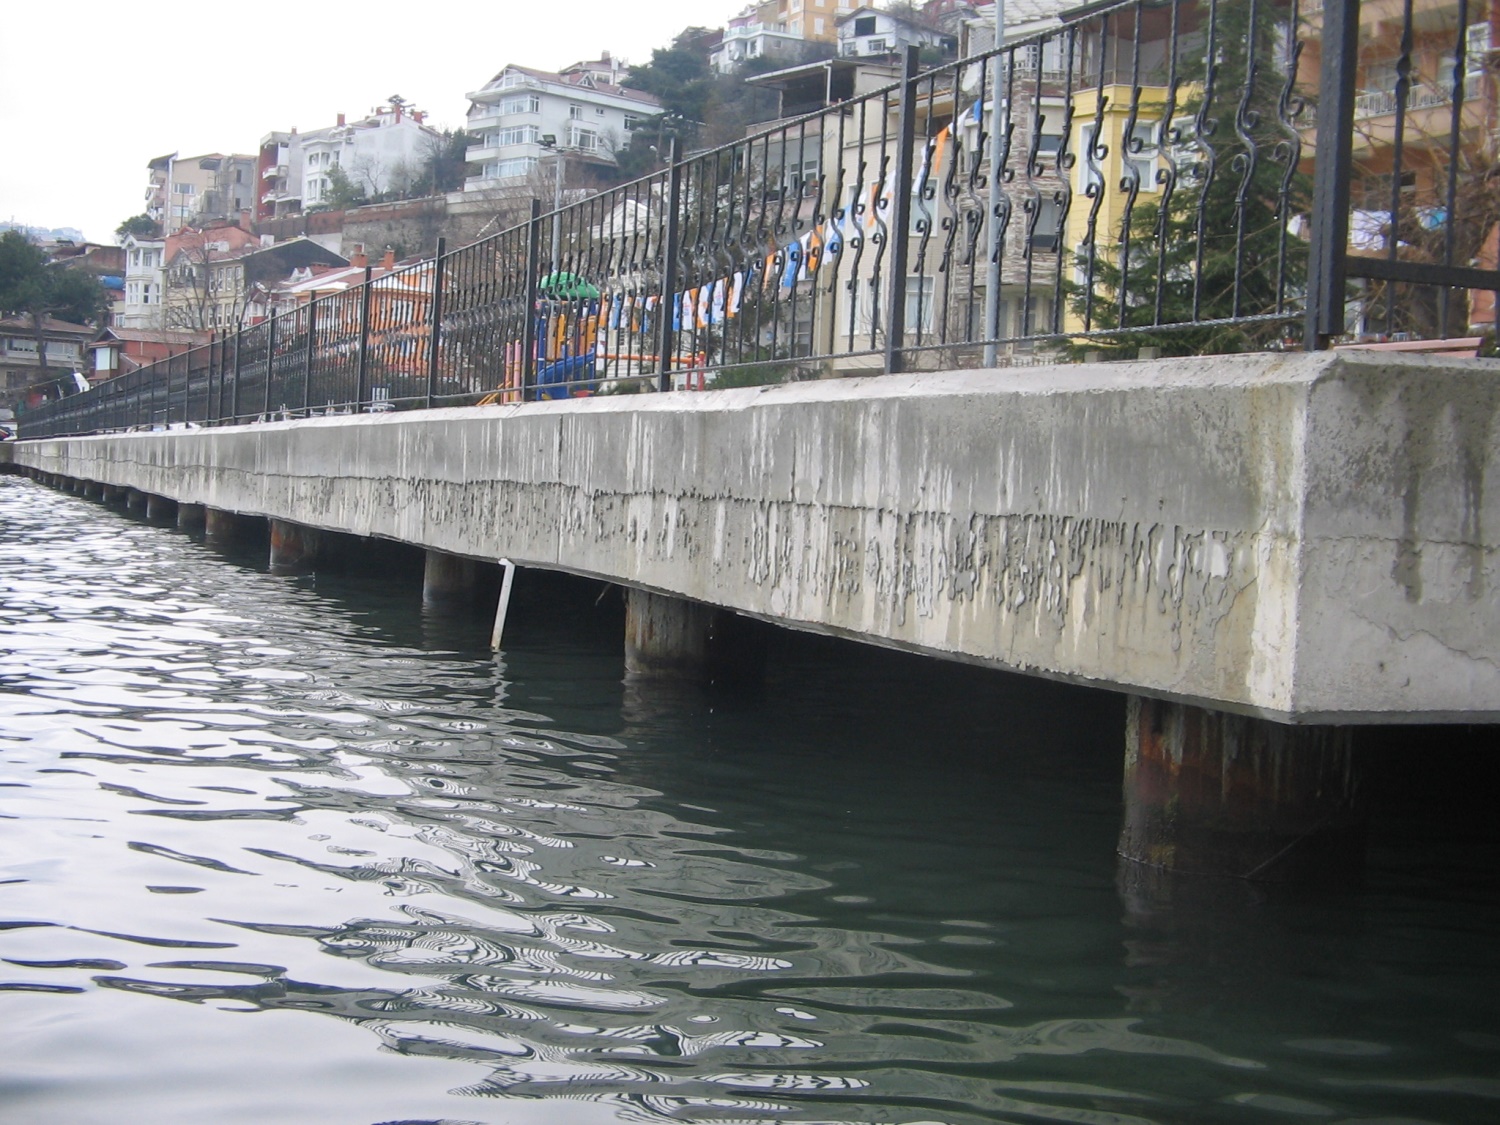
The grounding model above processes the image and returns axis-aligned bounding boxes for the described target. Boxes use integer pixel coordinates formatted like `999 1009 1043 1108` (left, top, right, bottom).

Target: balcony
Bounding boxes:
723 22 769 40
261 163 287 180
466 144 502 163
1354 77 1476 120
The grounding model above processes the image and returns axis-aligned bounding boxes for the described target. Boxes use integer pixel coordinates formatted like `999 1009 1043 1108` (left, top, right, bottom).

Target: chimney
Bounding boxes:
350 249 368 269
337 112 346 127
381 248 396 270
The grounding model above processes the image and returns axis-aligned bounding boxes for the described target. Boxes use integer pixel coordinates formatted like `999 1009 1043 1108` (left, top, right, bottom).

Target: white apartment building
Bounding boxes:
837 6 957 57
463 62 661 192
118 234 167 330
259 100 442 218
711 4 809 73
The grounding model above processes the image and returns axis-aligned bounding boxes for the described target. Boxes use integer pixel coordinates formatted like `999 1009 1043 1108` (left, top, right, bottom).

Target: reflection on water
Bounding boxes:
1 474 1498 1125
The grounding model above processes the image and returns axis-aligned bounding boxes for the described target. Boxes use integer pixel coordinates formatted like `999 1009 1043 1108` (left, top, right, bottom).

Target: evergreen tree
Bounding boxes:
1066 1 1309 356
114 214 162 241
415 130 474 195
319 164 368 211
0 230 108 371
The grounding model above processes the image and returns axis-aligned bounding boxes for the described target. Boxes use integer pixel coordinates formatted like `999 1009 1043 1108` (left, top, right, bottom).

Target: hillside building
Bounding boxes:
462 62 661 193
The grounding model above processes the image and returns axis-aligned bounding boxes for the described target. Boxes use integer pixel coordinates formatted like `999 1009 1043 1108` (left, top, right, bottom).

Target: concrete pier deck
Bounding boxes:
12 350 1499 725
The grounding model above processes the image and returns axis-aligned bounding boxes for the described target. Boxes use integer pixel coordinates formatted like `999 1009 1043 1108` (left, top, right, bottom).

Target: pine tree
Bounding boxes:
0 230 108 371
1066 1 1310 356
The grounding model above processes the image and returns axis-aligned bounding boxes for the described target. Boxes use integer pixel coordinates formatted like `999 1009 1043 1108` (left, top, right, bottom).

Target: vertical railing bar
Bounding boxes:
523 199 542 399
1385 0 1415 336
355 265 373 411
884 46 921 375
426 238 448 409
264 312 277 419
1304 0 1361 349
1439 0 1470 337
658 137 684 392
231 329 242 423
303 299 316 416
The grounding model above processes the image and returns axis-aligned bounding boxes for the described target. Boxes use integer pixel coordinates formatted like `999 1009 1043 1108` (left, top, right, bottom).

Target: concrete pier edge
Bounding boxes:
8 351 1498 726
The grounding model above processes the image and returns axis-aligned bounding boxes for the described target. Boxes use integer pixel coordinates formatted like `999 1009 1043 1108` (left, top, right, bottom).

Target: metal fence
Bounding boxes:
21 0 1499 439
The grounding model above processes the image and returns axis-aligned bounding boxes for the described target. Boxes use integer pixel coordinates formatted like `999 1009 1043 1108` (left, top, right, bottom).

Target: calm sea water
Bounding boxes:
1 474 1497 1125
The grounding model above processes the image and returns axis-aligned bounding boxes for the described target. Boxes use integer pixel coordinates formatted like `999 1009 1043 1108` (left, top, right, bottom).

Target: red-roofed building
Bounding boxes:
0 316 97 412
86 328 212 382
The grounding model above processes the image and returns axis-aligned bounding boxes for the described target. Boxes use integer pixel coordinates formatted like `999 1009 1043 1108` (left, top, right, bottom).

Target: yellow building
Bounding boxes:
1063 83 1175 332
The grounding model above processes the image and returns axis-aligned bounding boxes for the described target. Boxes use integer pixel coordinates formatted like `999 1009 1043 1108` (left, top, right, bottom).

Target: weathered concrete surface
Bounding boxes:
14 351 1499 722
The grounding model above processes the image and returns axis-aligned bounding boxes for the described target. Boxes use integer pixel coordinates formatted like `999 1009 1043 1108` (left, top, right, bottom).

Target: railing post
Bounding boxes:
1305 0 1361 350
230 329 242 423
209 331 219 424
426 238 447 409
303 299 317 416
523 200 542 399
884 45 921 376
264 312 277 419
355 265 373 411
657 137 683 393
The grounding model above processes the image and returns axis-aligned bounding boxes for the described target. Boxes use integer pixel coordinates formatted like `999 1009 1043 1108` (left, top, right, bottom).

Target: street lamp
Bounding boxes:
538 134 565 271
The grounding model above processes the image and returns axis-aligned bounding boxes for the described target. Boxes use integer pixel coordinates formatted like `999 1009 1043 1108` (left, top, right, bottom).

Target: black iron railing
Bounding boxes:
21 0 1497 439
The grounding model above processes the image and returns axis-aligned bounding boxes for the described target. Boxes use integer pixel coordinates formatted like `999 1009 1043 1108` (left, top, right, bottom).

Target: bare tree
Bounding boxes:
348 153 387 199
163 233 247 331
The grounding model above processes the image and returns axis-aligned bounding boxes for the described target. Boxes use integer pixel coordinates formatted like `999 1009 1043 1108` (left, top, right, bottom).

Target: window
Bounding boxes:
491 157 539 179
235 169 244 183
496 125 539 146
785 156 820 196
1166 116 1202 182
1079 124 1103 190
624 115 640 130
501 95 541 114
596 106 606 115
1021 38 1068 78
569 103 584 120
1123 120 1158 188
570 128 602 151
1037 104 1065 156
129 250 141 268
1030 198 1062 251
866 38 888 53
174 182 196 194
853 277 881 336
815 17 824 33
854 15 876 35
904 276 935 336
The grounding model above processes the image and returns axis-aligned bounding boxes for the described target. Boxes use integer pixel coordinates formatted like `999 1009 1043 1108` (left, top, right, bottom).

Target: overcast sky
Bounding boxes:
2 1 742 245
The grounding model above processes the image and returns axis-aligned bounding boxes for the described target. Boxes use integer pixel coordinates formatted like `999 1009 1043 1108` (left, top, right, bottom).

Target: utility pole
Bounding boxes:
539 135 566 272
552 150 564 271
